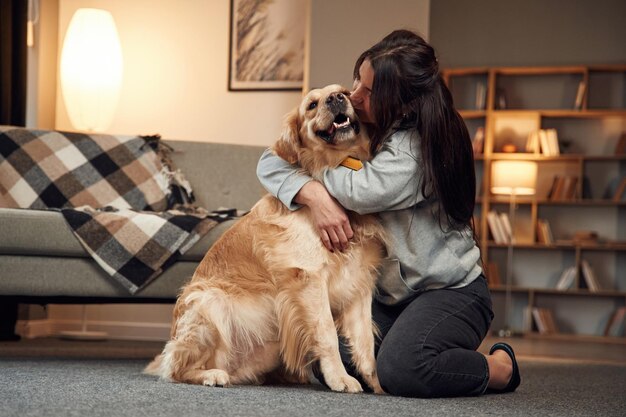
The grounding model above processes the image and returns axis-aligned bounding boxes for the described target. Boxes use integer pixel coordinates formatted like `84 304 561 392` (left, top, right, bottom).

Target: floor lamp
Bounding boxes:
491 160 537 337
58 8 123 341
60 8 123 132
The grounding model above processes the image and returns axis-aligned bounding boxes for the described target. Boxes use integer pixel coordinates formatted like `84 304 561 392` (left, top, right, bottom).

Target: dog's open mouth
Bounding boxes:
316 113 360 144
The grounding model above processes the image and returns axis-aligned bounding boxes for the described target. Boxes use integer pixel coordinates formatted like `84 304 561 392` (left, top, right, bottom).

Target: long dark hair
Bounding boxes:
354 30 476 230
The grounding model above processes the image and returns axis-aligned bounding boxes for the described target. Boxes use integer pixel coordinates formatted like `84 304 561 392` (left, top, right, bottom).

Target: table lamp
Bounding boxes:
59 8 123 339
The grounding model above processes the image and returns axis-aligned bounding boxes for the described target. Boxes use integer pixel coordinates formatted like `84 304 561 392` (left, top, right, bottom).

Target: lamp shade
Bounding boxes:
491 160 537 196
60 8 123 132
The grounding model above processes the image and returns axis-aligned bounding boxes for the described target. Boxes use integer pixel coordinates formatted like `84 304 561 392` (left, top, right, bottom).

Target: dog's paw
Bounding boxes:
326 374 363 394
201 369 231 387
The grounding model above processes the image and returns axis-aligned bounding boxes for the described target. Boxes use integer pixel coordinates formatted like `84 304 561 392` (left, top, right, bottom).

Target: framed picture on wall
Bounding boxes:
228 0 306 91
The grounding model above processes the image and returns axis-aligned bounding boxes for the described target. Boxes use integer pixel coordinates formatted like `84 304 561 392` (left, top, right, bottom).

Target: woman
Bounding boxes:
256 29 520 398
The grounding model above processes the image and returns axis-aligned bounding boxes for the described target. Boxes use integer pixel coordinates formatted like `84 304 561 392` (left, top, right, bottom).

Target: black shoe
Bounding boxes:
488 342 521 393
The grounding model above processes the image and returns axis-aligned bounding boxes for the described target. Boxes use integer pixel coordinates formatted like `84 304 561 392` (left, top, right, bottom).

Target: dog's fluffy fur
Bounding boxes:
145 85 386 394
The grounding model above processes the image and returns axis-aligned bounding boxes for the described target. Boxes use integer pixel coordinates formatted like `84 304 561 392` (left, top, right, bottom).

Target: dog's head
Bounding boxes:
273 84 370 177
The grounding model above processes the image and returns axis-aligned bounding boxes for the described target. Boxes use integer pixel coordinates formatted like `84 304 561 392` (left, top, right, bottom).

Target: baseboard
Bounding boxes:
16 319 171 341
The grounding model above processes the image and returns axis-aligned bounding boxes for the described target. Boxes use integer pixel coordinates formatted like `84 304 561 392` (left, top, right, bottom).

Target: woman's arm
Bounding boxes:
322 136 425 214
256 148 312 210
256 149 353 251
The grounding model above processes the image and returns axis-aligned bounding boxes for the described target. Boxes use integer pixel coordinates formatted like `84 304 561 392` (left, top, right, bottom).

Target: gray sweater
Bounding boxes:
256 128 483 305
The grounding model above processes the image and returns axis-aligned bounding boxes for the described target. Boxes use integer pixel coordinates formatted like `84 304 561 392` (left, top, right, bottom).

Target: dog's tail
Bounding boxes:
143 354 164 376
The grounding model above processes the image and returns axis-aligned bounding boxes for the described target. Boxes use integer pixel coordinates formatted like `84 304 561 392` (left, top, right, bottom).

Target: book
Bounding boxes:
536 219 554 244
613 178 626 202
499 212 513 243
537 130 548 156
525 131 540 154
551 176 567 201
603 177 625 199
546 129 560 156
562 176 579 200
532 307 559 334
548 175 578 201
604 307 626 337
535 128 561 156
574 80 586 110
475 83 486 110
547 176 561 200
555 266 576 290
543 309 559 334
472 127 485 155
486 211 504 244
522 306 533 332
531 308 547 333
536 220 547 244
580 259 600 292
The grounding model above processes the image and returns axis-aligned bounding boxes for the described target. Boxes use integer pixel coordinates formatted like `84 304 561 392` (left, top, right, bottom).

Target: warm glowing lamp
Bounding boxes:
491 160 537 198
60 8 123 132
491 160 537 336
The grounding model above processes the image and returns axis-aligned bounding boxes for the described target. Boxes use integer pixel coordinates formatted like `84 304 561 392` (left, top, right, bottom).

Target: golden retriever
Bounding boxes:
145 84 386 394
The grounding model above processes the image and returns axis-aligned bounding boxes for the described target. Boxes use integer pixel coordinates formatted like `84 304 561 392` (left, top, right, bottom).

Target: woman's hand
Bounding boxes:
295 181 353 252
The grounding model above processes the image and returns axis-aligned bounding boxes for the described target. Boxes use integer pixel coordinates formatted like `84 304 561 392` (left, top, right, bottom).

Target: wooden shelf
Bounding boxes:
488 242 575 250
493 110 626 118
582 155 626 162
489 153 626 162
523 332 626 345
487 241 626 251
537 199 626 207
490 286 626 298
444 64 626 342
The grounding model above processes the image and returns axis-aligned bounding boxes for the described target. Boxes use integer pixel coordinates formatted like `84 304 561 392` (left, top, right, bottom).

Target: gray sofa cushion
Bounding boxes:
0 207 238 261
2 255 199 298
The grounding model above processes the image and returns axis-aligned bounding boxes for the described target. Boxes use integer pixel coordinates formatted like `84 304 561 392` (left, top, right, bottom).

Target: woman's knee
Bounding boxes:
376 348 437 398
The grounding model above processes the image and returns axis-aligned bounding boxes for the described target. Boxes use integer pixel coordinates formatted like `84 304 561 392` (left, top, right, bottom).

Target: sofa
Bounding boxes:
0 134 267 338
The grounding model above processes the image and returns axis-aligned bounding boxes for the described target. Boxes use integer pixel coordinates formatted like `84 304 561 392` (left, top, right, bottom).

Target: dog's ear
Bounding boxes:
272 108 300 164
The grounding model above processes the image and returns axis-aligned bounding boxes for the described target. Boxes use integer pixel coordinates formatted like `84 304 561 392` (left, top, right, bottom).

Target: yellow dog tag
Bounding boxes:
340 156 363 171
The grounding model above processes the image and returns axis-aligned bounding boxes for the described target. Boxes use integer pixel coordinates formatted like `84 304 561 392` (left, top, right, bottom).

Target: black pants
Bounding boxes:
338 275 494 398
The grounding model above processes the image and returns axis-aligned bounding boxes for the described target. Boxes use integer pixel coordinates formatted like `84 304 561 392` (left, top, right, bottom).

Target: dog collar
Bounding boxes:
340 156 363 171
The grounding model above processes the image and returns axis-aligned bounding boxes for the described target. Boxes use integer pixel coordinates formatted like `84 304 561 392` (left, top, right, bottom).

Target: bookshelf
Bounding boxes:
443 65 626 343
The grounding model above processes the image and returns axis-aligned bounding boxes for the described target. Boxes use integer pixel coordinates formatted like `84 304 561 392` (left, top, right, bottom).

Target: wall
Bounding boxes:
53 0 302 146
26 0 432 341
26 0 59 130
430 0 626 68
308 0 430 90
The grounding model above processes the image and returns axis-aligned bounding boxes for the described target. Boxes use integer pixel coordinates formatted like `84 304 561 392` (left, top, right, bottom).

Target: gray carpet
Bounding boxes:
1 339 625 417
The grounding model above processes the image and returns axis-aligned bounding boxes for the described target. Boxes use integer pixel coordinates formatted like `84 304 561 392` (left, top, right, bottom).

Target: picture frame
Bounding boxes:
228 0 306 91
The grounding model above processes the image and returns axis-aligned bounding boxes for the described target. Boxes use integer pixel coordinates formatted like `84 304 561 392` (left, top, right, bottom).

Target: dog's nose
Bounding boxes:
326 93 347 112
326 93 345 104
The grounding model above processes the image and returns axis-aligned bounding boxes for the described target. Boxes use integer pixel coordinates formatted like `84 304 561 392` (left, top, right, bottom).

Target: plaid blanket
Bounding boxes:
0 126 231 294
